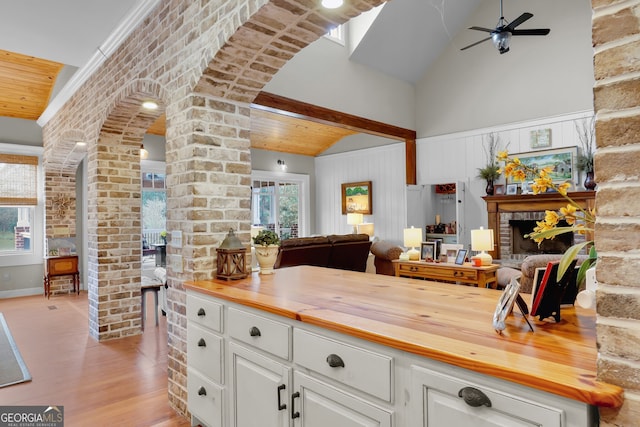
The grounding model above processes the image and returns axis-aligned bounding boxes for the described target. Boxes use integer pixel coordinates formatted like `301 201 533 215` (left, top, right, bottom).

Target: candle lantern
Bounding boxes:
216 229 248 280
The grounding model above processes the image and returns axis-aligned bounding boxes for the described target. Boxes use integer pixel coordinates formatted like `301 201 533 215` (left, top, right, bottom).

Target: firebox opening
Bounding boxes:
509 219 574 255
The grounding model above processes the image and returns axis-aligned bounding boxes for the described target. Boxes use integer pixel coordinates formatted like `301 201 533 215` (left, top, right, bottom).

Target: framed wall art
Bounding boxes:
341 181 372 214
506 147 577 185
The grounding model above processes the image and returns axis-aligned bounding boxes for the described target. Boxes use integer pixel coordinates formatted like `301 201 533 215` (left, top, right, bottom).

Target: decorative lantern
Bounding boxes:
216 229 248 280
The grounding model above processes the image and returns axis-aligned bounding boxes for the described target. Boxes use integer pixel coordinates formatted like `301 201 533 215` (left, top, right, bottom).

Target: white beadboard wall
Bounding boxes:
417 110 595 235
315 143 407 242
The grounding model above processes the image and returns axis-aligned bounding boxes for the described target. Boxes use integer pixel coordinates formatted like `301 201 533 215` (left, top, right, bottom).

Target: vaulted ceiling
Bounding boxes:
0 0 485 155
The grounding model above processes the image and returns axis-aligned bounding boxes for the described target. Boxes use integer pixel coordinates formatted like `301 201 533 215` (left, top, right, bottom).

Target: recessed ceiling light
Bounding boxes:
321 0 343 9
142 101 158 110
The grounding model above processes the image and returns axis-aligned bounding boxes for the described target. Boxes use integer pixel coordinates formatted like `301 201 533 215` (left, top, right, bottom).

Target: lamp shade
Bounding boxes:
471 227 494 266
358 222 374 237
404 226 422 260
346 213 363 226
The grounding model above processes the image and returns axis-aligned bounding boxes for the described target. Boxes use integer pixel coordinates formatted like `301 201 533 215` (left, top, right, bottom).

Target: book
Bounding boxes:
530 260 578 321
530 261 554 317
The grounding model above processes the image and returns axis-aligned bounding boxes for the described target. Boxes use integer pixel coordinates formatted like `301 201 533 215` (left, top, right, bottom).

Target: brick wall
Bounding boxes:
592 0 640 425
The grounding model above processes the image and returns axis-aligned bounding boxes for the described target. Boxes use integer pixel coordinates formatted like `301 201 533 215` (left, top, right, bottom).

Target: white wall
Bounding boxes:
315 143 407 242
264 36 416 131
415 0 594 137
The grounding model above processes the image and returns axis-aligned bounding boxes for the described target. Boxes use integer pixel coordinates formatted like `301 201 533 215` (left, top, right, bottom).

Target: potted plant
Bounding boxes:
575 116 595 189
252 229 280 275
477 133 504 195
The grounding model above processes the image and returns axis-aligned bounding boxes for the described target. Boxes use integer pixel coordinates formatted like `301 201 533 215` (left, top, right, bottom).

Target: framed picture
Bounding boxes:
421 242 436 261
454 249 467 265
506 183 518 195
530 128 552 149
341 181 372 215
494 184 505 195
425 237 443 258
506 147 577 185
492 277 522 333
441 244 463 263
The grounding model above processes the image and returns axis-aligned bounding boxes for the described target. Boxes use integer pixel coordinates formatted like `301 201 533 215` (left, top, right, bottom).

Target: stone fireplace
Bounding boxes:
483 191 595 265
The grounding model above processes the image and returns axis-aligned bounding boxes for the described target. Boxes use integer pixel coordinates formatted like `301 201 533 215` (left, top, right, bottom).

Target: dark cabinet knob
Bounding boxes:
197 308 206 316
198 386 207 396
326 354 345 368
458 386 491 407
250 326 261 337
197 338 206 347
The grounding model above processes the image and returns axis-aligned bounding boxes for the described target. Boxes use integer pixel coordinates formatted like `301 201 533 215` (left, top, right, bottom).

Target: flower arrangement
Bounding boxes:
498 151 597 286
477 133 504 181
252 229 280 247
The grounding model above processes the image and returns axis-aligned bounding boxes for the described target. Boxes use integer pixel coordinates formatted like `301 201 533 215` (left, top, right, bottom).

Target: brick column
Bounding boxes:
592 0 640 424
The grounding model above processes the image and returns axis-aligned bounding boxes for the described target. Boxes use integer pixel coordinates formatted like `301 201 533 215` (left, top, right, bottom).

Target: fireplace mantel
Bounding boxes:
483 191 595 260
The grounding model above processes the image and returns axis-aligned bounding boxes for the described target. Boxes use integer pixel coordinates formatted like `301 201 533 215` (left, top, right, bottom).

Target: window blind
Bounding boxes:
0 154 38 205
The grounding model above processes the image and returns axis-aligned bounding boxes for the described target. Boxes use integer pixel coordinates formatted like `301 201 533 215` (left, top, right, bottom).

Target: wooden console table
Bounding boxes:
393 260 499 288
44 255 79 299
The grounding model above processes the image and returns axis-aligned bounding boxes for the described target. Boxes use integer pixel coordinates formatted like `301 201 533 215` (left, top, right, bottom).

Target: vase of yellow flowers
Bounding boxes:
498 151 597 288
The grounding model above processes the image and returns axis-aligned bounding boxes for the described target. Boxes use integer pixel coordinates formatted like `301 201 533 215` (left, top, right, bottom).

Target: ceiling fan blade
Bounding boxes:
460 36 492 51
506 12 533 31
469 26 494 33
511 28 550 36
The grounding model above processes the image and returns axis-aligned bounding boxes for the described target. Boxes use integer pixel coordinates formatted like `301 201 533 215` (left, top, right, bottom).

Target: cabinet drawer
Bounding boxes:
433 267 477 281
293 329 393 402
187 368 223 427
187 323 223 384
228 307 291 360
187 293 222 332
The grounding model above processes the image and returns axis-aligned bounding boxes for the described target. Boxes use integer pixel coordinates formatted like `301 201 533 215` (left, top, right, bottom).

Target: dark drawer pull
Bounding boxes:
458 386 491 408
198 386 207 396
277 384 287 410
291 392 300 419
197 338 206 347
250 326 261 337
326 354 345 368
197 308 206 316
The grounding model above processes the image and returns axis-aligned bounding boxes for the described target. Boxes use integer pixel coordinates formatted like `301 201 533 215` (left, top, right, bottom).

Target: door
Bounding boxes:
293 372 392 427
229 342 290 427
252 171 309 240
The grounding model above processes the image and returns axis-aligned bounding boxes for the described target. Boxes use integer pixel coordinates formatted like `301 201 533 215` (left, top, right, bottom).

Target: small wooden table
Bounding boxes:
393 259 499 288
44 255 79 298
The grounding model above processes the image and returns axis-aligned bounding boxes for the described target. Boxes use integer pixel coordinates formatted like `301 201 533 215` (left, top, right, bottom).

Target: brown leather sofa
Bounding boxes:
274 234 372 272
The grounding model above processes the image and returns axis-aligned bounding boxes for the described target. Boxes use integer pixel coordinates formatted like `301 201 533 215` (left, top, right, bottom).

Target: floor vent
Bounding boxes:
48 305 57 310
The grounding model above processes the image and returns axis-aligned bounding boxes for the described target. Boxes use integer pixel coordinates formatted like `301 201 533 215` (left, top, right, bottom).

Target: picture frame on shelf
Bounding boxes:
425 237 443 258
441 244 463 263
494 184 505 195
421 242 436 261
506 147 577 185
454 249 467 265
341 181 372 215
506 183 518 195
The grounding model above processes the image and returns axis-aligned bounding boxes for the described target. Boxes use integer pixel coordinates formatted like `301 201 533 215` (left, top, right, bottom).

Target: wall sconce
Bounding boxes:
403 226 422 261
140 144 149 159
277 159 287 171
346 213 363 234
471 226 494 266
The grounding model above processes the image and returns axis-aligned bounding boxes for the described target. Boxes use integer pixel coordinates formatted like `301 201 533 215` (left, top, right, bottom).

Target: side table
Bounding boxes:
393 259 499 289
44 255 80 298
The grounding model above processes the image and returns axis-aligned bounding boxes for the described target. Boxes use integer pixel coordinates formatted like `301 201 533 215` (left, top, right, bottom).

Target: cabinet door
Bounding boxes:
293 372 392 427
229 342 290 427
411 365 561 427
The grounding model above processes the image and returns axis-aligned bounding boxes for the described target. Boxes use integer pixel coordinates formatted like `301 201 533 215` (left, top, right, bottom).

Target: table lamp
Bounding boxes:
347 213 363 234
404 226 422 261
471 226 494 266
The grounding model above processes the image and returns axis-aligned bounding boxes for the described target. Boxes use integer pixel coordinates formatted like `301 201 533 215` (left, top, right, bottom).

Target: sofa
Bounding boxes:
370 240 404 276
274 233 372 272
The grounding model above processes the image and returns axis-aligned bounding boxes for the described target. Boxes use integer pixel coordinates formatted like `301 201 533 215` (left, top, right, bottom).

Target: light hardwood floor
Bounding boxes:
0 292 190 427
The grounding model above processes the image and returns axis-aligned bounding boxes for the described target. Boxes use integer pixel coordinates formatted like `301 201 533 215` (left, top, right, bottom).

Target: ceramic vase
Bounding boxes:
254 245 279 274
485 180 495 196
584 171 596 190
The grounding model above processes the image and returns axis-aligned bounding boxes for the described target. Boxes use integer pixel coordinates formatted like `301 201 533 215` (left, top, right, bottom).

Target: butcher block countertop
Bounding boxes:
184 265 623 408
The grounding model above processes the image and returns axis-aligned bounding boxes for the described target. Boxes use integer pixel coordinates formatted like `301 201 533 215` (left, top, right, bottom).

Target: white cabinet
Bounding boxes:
411 365 563 427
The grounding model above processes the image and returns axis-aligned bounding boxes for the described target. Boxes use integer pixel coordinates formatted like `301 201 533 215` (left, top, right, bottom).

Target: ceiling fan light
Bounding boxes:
492 32 511 54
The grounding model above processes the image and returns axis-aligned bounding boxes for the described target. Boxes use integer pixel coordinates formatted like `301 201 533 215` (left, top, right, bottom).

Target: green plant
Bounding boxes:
477 133 506 181
477 164 501 181
252 229 280 246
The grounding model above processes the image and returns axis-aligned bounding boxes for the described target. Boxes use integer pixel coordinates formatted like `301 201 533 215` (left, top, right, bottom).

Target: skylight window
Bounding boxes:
325 24 345 45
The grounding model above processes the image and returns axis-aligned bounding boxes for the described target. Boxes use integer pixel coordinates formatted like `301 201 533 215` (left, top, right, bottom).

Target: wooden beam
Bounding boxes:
252 92 417 185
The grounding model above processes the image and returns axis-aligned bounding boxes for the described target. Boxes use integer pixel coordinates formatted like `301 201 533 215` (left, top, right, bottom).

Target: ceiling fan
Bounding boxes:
461 0 550 54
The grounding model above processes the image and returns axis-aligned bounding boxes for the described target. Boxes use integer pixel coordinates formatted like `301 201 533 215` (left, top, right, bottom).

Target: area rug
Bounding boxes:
0 313 31 388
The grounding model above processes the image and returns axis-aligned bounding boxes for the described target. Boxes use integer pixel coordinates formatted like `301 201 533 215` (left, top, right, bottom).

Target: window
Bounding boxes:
141 162 166 248
325 24 345 45
251 171 310 240
0 153 39 257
